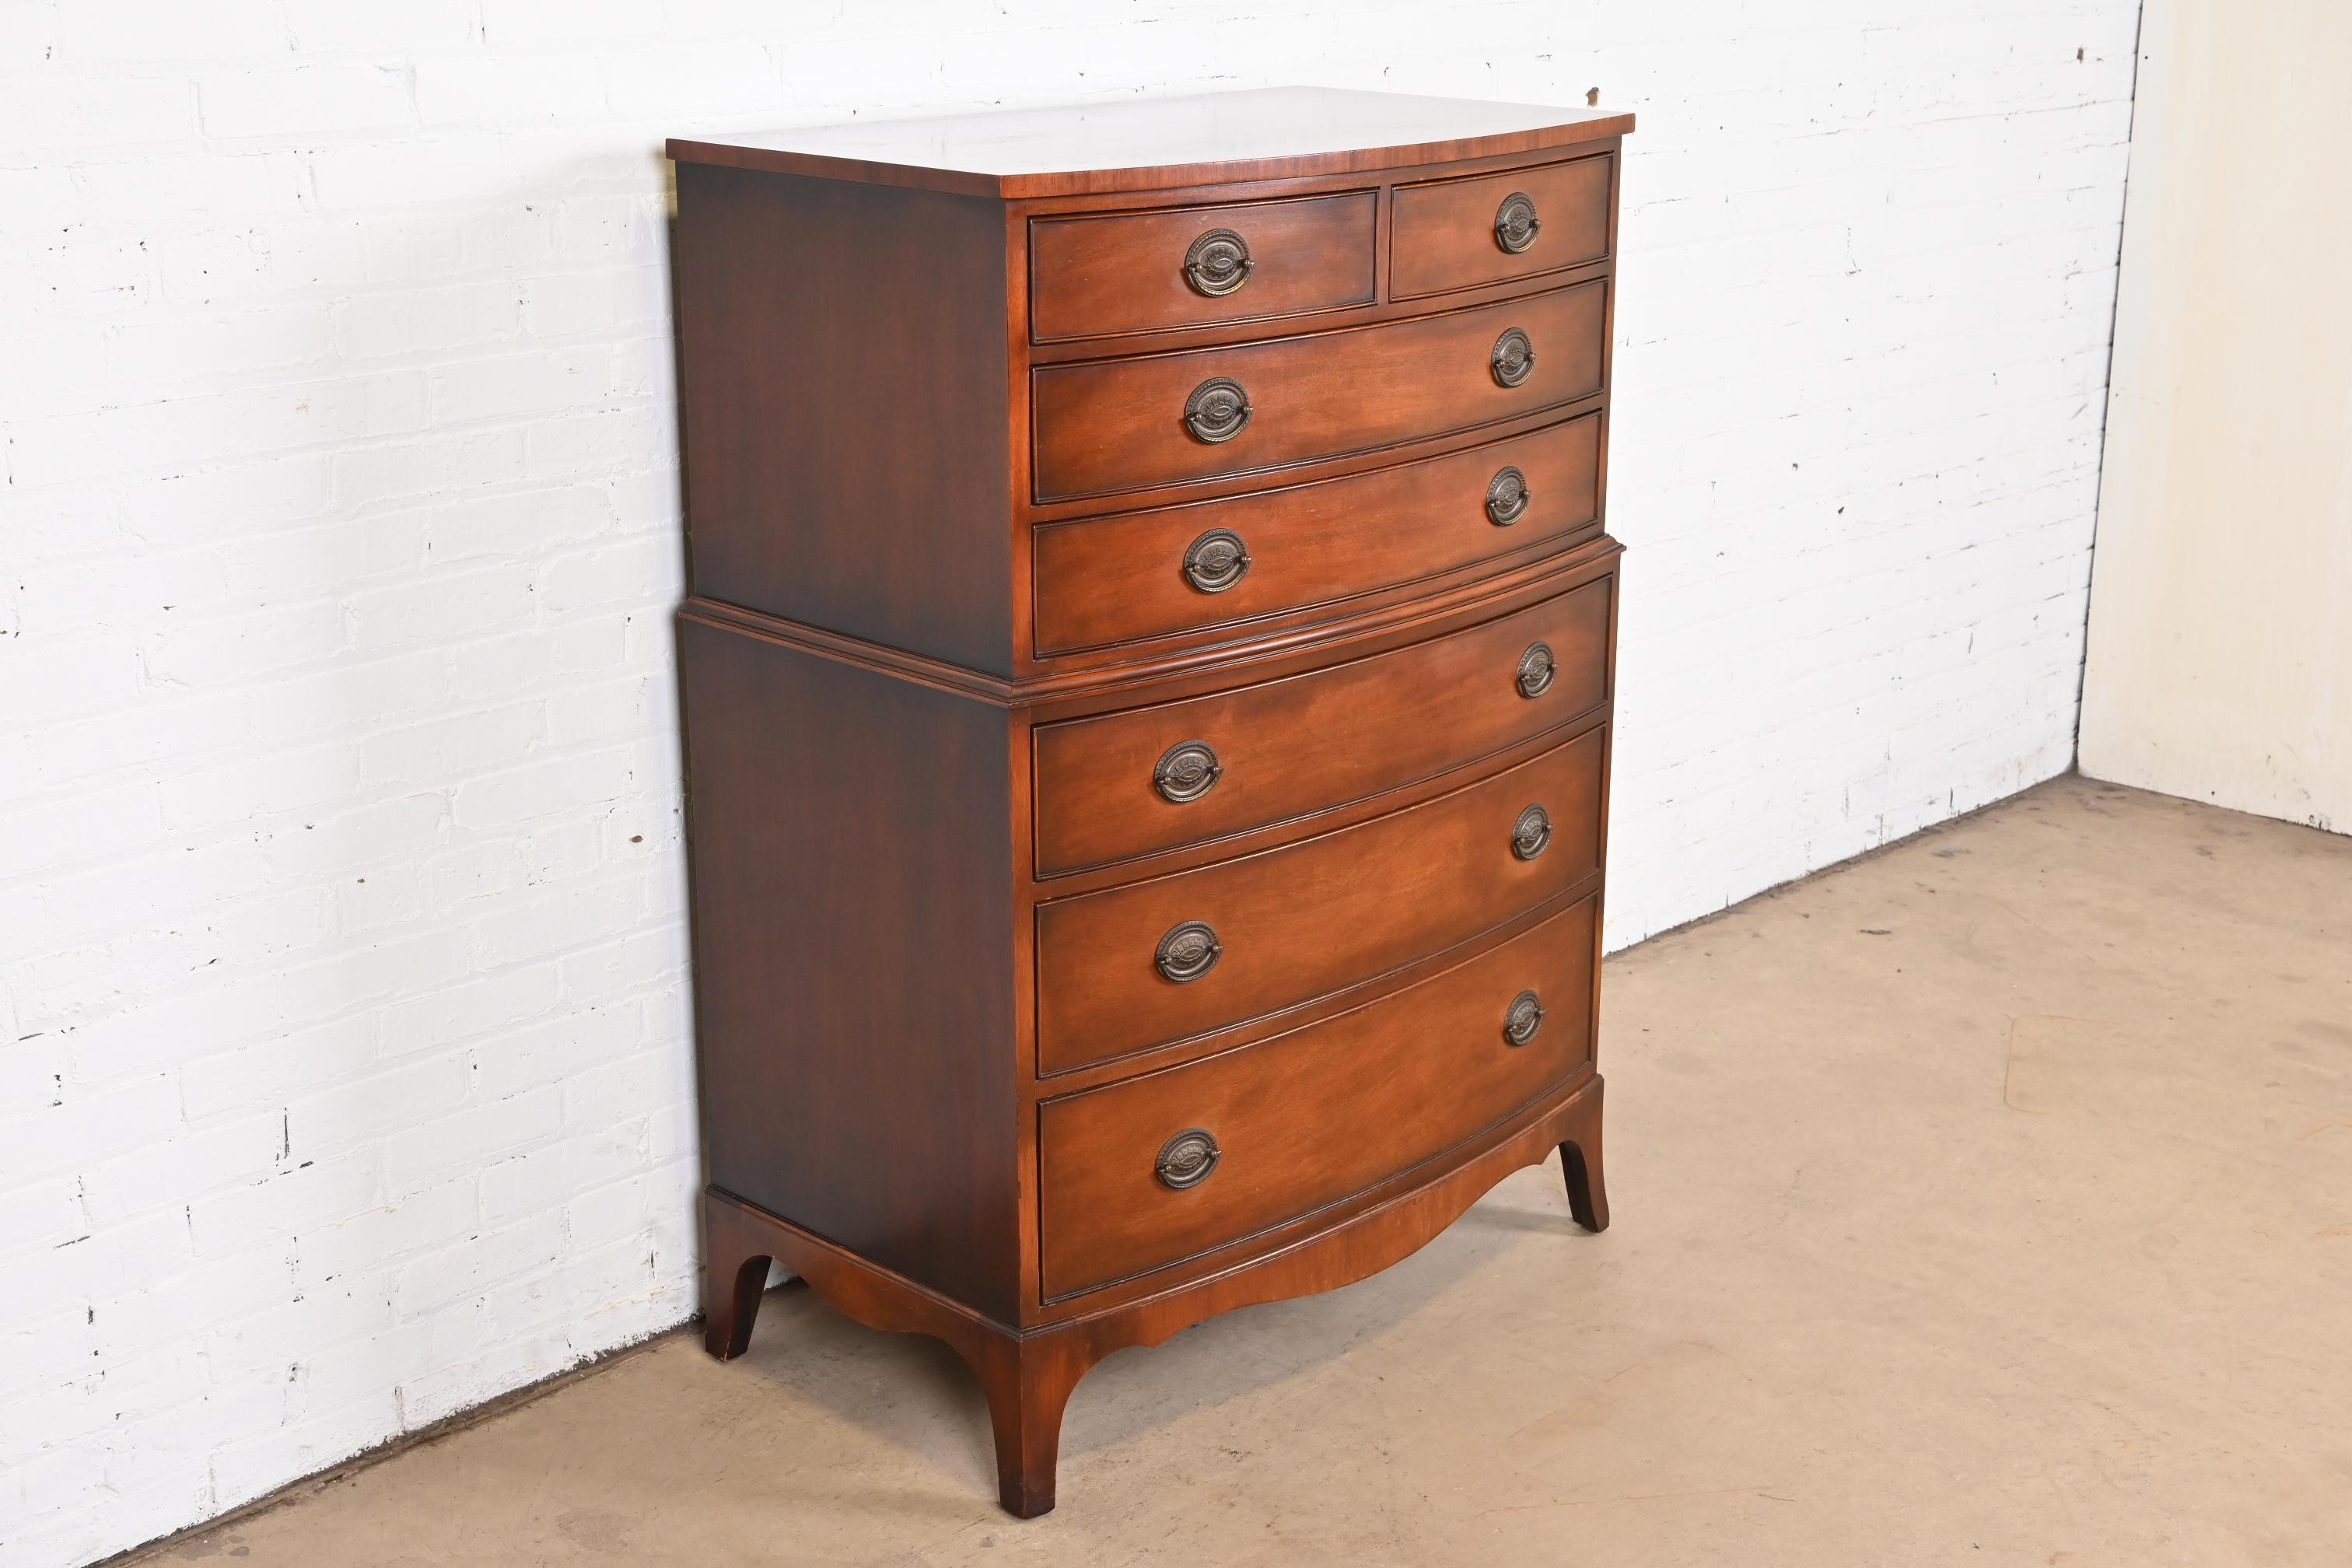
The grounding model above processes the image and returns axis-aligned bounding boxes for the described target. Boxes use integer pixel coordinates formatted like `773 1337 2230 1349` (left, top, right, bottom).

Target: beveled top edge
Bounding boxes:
666 86 1634 198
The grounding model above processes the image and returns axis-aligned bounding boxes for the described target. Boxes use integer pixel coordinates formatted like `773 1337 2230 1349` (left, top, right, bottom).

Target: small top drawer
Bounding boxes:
1030 193 1377 342
1391 152 1613 300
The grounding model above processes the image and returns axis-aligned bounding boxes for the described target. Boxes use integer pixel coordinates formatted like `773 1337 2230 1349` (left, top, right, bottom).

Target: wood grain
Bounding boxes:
678 619 1020 1321
1030 281 1607 501
1035 723 1605 1073
1029 191 1374 341
1391 150 1615 299
672 96 1629 1517
674 164 1014 673
1031 574 1613 875
1031 412 1601 656
1037 894 1597 1298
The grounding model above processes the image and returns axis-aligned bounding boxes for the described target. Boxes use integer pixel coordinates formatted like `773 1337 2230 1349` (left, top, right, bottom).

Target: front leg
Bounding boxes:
975 1328 1097 1518
1559 1074 1609 1232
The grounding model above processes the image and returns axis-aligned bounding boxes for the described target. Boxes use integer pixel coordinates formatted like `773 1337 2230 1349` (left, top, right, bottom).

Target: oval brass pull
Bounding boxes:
1486 465 1532 527
1516 641 1556 700
1490 328 1536 388
1184 376 1253 443
1494 191 1541 254
1503 989 1545 1047
1184 228 1252 296
1181 528 1251 594
1156 1127 1221 1189
1153 739 1222 803
1154 920 1223 984
1511 803 1552 862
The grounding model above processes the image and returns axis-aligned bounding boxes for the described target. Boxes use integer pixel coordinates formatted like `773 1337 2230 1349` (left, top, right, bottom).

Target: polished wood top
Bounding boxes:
666 86 1634 198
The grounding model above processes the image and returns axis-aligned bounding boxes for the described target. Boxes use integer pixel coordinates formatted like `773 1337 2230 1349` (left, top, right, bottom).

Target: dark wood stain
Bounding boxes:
1032 411 1602 656
1391 150 1615 299
674 164 1014 674
1031 280 1607 501
1030 576 1612 875
670 94 1626 1518
1029 190 1376 341
1034 724 1605 1073
678 621 1020 1320
1038 895 1598 1297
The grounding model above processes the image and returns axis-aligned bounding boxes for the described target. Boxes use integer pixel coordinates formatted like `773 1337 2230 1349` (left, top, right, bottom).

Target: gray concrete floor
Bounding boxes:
134 775 2352 1566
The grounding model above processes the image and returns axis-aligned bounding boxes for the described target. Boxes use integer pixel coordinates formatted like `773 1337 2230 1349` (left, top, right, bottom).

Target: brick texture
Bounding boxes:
0 3 2137 1563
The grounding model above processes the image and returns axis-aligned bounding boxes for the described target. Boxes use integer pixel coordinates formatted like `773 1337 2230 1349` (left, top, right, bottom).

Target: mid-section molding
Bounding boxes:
681 532 1621 707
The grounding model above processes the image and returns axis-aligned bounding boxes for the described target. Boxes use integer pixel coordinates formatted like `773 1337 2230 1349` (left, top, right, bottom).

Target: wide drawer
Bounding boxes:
1391 152 1613 300
1032 412 1602 655
1030 281 1606 502
1029 191 1376 342
1036 724 1605 1074
1038 893 1597 1300
1031 573 1612 876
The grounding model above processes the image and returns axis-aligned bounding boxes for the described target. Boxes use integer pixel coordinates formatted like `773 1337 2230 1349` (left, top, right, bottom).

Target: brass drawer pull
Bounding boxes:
1154 920 1223 983
1516 641 1556 699
1156 1127 1221 1189
1153 739 1223 803
1181 528 1251 593
1490 327 1536 388
1503 989 1545 1047
1184 228 1253 296
1184 376 1254 443
1510 803 1552 862
1494 191 1541 254
1486 465 1531 526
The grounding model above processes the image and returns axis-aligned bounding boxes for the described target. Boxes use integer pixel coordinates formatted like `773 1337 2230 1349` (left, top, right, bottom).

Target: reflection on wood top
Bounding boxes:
666 86 1634 198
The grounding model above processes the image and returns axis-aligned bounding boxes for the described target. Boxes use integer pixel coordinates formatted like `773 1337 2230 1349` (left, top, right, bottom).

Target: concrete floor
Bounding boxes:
134 775 2352 1566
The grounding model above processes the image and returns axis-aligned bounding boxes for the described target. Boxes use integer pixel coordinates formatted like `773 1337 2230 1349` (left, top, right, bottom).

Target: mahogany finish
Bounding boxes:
1034 724 1605 1074
1029 575 1611 875
668 88 1631 1519
1039 896 1597 1298
1031 411 1602 655
1390 150 1615 299
1029 190 1376 341
1030 279 1607 500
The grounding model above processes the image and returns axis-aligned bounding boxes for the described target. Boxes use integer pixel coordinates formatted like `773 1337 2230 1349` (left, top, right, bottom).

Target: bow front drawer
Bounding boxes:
1029 192 1376 341
1036 724 1605 1074
1032 412 1601 656
1029 281 1606 502
1031 574 1612 876
1038 894 1597 1300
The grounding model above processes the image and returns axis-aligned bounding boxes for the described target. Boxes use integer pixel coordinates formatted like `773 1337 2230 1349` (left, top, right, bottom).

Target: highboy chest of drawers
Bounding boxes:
668 87 1630 1517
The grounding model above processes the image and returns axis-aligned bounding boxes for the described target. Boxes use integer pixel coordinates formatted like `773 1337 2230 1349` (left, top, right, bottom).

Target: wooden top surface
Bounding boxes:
666 86 1634 199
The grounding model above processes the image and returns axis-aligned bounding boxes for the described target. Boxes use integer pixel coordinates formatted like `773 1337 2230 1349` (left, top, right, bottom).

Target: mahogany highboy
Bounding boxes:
668 88 1631 1517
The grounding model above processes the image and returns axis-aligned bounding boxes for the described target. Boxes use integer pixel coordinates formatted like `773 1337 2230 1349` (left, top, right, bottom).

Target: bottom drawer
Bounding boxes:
1038 894 1597 1300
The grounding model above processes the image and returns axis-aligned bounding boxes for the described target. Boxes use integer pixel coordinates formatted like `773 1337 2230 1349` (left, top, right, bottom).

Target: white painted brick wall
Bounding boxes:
0 3 2137 1562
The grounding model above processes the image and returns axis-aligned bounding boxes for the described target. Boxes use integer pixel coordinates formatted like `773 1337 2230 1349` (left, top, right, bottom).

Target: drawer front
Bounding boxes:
1391 152 1613 300
1031 281 1606 502
1030 192 1376 342
1036 725 1604 1074
1032 412 1601 655
1031 574 1611 876
1038 894 1596 1299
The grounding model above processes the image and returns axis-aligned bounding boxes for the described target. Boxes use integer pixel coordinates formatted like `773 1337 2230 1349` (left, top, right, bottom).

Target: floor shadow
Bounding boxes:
718 1157 1594 1495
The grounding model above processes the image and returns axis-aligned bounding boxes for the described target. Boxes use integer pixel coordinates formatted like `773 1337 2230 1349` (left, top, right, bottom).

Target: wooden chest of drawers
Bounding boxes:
669 86 1630 1517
